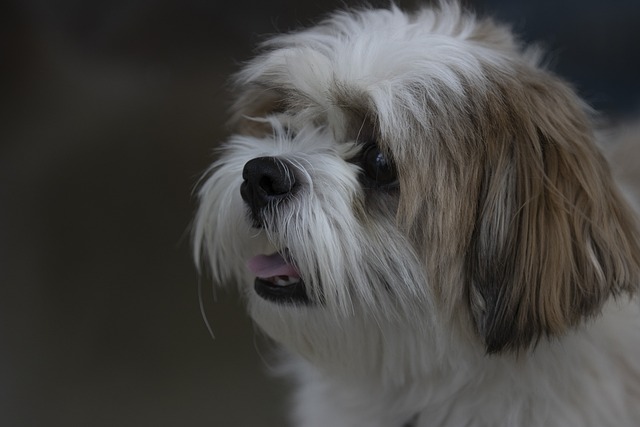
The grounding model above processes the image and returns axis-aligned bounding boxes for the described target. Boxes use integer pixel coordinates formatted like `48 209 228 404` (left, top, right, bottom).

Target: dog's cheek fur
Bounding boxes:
465 71 640 354
263 153 431 318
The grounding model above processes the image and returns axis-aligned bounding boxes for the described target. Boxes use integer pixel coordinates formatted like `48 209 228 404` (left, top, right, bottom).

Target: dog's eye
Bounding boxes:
362 144 397 187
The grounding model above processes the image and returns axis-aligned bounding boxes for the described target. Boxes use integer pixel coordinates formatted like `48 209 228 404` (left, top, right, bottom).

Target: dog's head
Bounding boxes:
194 3 640 362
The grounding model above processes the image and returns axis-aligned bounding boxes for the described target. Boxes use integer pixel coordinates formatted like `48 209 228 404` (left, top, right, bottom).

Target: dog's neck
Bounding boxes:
252 298 484 386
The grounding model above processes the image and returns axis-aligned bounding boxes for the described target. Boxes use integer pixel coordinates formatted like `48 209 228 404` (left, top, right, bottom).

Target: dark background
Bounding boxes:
1 1 638 426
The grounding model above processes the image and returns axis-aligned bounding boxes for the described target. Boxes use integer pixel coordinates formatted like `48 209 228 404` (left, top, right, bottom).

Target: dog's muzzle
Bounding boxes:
241 157 309 305
240 156 297 226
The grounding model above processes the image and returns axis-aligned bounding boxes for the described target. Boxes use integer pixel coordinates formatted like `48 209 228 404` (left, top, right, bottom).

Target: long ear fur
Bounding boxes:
467 71 640 354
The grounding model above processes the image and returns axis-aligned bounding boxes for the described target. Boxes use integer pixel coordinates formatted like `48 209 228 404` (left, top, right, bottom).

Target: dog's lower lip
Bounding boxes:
254 277 310 305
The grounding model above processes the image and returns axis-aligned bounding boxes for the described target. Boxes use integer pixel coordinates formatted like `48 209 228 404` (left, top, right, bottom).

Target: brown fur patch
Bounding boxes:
389 49 640 353
463 67 640 353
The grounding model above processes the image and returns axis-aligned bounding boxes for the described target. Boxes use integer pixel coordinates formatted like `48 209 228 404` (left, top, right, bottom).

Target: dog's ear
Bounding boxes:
466 73 640 354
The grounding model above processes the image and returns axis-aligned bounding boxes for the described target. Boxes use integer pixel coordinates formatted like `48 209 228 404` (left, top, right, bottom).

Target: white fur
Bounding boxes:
194 3 640 426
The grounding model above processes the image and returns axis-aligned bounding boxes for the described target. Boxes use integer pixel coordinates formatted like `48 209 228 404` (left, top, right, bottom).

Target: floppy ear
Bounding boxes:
466 74 640 354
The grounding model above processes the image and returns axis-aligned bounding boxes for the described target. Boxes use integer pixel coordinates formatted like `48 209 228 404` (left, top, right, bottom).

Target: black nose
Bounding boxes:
240 157 297 222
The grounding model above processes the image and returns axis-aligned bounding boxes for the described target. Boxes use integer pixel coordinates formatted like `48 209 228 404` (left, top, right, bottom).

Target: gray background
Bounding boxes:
2 0 639 426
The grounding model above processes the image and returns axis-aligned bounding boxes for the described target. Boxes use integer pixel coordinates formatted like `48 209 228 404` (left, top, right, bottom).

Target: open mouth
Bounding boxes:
246 252 310 304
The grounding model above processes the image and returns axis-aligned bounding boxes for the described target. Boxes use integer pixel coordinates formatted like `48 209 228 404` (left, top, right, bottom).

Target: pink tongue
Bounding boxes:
247 253 300 279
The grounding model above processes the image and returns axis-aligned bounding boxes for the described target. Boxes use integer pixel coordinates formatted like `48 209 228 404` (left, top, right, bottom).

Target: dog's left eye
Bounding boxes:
362 144 398 187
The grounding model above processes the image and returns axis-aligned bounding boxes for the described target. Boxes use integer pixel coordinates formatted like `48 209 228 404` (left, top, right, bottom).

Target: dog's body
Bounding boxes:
284 300 640 427
194 3 640 426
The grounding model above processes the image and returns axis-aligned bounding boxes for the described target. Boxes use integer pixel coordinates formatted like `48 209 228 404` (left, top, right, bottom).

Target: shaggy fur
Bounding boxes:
194 3 640 426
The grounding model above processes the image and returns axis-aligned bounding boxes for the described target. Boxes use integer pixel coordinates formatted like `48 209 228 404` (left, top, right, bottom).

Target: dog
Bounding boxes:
193 3 640 426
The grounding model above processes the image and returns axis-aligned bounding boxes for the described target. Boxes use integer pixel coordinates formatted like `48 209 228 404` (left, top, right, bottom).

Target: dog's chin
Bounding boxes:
253 277 310 304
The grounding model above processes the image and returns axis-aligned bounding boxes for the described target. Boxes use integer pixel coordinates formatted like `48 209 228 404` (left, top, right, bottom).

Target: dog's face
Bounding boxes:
194 4 640 370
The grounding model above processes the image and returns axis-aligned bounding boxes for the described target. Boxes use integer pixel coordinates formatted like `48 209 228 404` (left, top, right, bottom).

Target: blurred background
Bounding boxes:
1 0 638 426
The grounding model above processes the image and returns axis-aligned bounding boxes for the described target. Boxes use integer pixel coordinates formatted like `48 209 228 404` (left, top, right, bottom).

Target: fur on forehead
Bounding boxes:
224 2 640 353
230 3 523 140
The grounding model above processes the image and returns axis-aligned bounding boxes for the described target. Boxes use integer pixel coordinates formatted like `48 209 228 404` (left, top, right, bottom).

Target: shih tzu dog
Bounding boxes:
193 2 640 426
